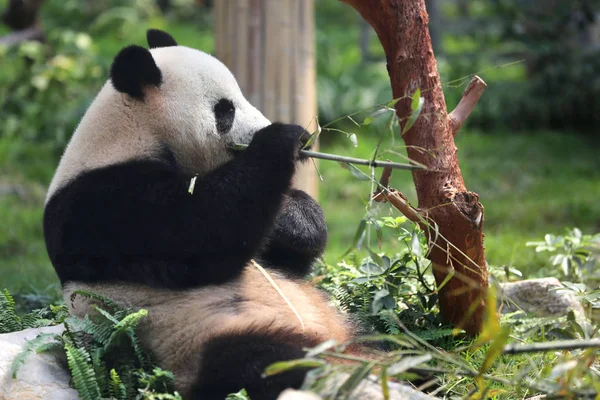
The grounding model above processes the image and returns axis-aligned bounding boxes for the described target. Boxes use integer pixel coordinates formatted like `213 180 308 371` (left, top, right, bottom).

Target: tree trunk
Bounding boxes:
342 0 489 335
214 0 318 198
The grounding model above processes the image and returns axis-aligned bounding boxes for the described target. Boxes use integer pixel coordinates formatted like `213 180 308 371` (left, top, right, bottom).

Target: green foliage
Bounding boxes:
6 289 181 400
225 389 251 400
316 219 451 344
437 0 600 133
0 289 53 333
527 228 600 283
275 255 600 399
314 2 391 125
492 0 600 132
0 31 101 144
526 228 600 324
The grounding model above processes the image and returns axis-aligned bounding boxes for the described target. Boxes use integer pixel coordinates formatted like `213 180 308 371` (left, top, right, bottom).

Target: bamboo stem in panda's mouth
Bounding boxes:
227 143 426 171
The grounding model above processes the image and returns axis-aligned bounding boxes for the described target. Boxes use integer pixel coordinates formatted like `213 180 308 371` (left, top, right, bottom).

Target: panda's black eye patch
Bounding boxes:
214 99 235 134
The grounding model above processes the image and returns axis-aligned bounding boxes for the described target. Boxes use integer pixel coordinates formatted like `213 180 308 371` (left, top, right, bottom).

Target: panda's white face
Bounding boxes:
47 42 270 199
147 46 270 174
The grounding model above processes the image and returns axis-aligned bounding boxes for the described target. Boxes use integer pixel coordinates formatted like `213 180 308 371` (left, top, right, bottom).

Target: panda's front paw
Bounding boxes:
250 123 311 161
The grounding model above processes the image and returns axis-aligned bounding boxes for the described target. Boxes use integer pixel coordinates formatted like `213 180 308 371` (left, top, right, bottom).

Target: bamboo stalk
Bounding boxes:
228 143 425 171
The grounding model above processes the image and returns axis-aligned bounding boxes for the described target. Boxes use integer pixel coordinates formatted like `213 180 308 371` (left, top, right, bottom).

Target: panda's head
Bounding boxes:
111 29 270 171
48 29 270 198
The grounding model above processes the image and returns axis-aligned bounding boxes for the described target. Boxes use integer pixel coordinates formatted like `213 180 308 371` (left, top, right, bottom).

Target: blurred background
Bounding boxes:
1 0 599 307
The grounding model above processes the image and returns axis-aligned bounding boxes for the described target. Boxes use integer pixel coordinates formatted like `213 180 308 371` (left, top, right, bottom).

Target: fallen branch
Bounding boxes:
502 339 600 355
228 143 425 171
448 76 487 136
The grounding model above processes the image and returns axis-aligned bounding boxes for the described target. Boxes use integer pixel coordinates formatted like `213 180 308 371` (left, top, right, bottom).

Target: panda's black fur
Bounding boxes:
43 30 351 400
44 122 323 288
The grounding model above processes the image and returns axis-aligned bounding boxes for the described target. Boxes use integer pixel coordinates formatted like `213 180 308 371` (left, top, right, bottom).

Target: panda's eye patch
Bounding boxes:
214 98 235 134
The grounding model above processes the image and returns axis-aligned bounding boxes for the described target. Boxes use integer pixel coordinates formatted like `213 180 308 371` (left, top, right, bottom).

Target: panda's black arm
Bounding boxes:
44 123 308 288
256 189 327 277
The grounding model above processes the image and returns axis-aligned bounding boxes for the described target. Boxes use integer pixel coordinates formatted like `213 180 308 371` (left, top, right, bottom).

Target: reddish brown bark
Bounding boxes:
342 0 489 335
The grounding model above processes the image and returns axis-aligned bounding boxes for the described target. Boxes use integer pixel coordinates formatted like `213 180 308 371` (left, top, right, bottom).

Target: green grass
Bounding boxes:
0 138 61 303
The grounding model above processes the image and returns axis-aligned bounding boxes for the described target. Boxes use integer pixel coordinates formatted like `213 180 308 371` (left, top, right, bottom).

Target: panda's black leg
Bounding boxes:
191 329 311 400
257 189 327 278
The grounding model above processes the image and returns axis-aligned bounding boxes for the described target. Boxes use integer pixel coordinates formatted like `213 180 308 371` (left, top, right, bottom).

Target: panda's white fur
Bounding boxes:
44 29 352 400
47 45 269 199
64 267 351 393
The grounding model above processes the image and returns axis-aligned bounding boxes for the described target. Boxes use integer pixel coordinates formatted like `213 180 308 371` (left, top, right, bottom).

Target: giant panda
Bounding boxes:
43 29 353 400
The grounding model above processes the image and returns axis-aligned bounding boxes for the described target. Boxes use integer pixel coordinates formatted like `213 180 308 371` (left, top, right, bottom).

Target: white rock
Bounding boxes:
278 389 322 400
500 278 586 318
0 325 78 400
277 373 438 400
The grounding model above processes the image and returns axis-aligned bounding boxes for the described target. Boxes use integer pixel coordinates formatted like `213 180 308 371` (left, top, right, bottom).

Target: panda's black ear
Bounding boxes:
110 45 162 100
147 29 178 49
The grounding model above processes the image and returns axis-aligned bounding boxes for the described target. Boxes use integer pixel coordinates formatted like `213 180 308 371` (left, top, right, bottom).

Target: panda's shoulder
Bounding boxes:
48 158 183 206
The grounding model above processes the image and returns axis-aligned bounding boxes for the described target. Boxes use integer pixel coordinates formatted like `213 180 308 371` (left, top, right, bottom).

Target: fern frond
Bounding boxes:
66 315 113 346
413 328 454 342
71 289 124 313
21 309 52 329
64 339 102 400
128 331 151 370
50 304 70 323
332 287 353 312
109 368 127 400
11 333 62 378
91 347 109 396
115 309 148 332
34 340 66 355
6 288 178 399
94 306 121 325
0 289 22 333
379 313 401 335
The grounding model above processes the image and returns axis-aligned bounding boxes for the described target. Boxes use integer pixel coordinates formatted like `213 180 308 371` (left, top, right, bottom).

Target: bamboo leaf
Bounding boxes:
337 362 376 398
341 162 370 181
474 285 501 346
402 88 424 135
263 359 325 377
362 108 388 125
387 354 432 376
381 367 390 400
480 326 512 374
386 97 401 108
410 230 422 257
341 219 367 257
305 339 338 358
365 245 385 270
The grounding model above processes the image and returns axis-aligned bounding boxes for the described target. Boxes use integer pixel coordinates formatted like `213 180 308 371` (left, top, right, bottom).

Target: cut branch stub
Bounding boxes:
343 0 489 335
449 76 487 136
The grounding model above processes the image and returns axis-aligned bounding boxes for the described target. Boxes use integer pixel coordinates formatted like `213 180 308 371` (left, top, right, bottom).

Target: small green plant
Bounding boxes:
316 216 454 345
225 389 251 400
527 228 600 283
0 30 102 145
0 289 54 333
4 289 181 400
